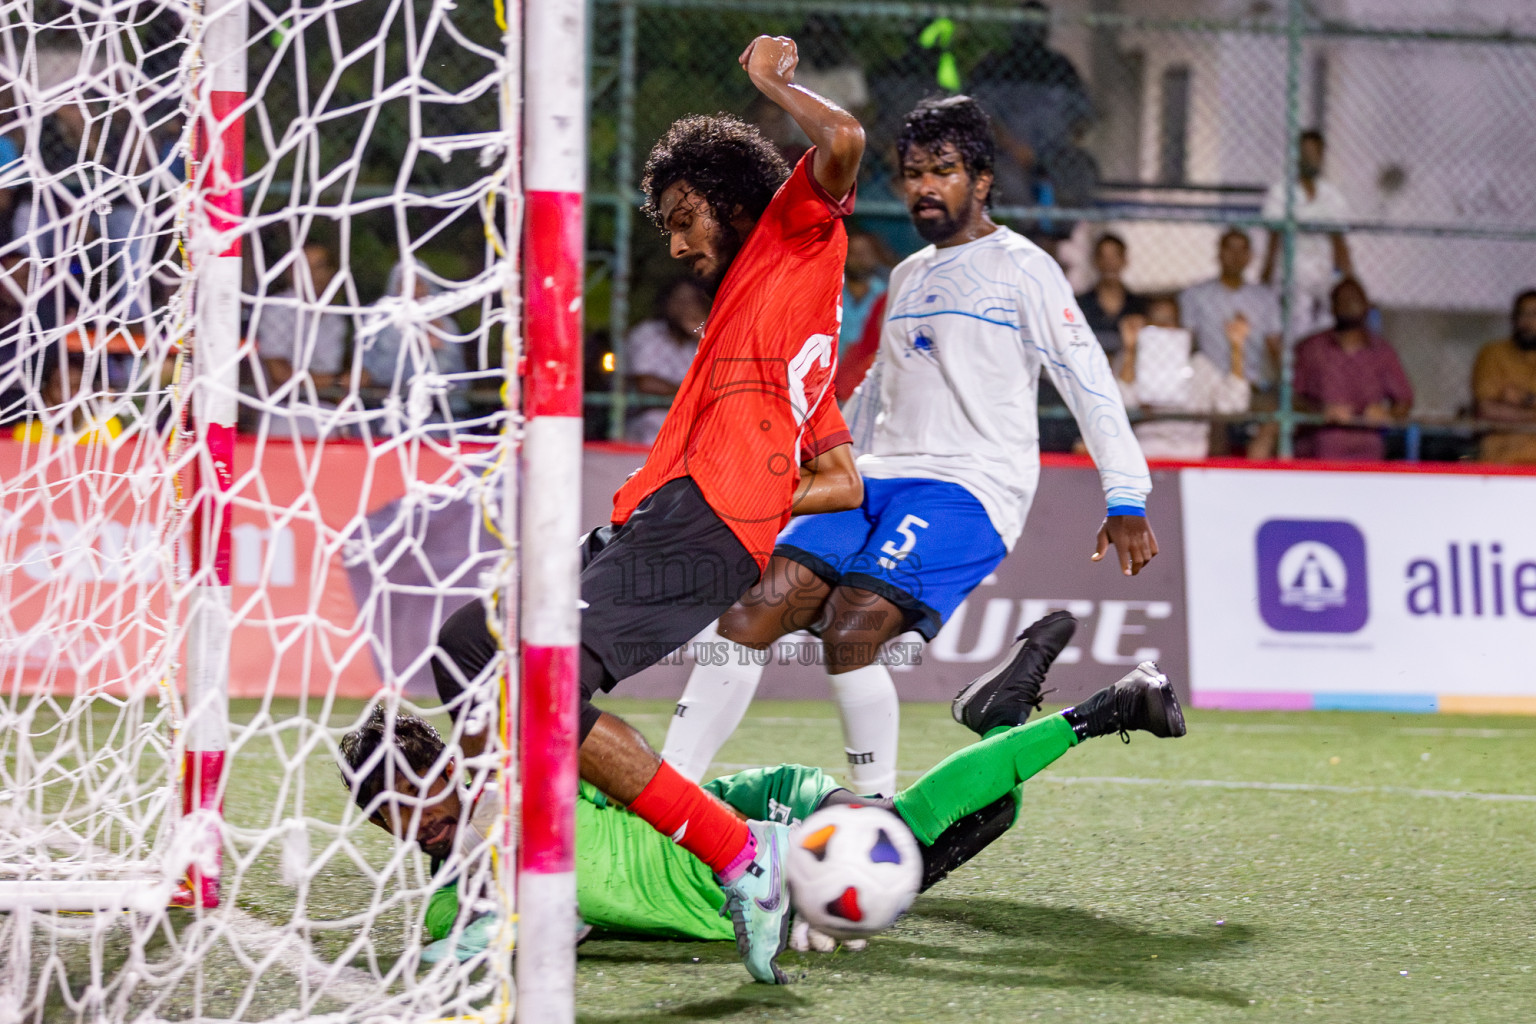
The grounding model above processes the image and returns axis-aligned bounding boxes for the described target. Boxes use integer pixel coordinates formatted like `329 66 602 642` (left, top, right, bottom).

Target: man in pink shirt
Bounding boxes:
1293 278 1413 460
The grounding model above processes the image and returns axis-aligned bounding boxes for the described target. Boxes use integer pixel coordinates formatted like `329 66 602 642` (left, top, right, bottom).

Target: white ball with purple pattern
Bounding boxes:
786 803 922 940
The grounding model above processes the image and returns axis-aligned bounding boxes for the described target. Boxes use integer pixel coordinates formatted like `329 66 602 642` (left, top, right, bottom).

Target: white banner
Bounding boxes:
1181 467 1536 713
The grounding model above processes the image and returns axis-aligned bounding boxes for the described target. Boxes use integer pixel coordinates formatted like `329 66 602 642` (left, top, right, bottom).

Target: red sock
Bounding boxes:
628 760 752 877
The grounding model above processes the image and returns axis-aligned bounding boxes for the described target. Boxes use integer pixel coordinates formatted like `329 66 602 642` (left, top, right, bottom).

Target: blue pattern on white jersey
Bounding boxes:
849 226 1151 549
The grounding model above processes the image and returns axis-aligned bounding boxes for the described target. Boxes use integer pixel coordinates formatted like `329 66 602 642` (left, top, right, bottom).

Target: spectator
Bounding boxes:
256 241 349 392
13 99 154 322
841 229 890 355
0 254 25 421
1293 278 1412 461
1116 295 1249 460
359 260 468 428
970 1 1096 250
795 15 870 120
1471 289 1536 464
1181 229 1282 384
0 111 18 248
1075 232 1146 358
11 347 122 445
623 277 709 445
1181 228 1284 456
1261 129 1352 338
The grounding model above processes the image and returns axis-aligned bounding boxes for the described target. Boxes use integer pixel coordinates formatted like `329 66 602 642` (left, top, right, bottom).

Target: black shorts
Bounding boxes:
434 476 761 708
580 475 761 691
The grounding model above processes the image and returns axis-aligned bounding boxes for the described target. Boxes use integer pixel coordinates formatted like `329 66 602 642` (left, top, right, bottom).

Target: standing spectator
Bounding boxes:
0 107 19 248
1261 129 1352 338
1471 289 1536 464
1117 295 1249 459
840 228 889 355
1293 278 1412 461
1075 232 1146 358
794 15 870 120
256 241 349 391
0 253 26 421
359 260 468 429
970 1 1095 250
13 99 155 322
1181 228 1284 456
622 277 709 445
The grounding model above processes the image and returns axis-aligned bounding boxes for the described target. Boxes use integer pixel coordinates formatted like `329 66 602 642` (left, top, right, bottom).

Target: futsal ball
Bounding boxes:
786 804 923 940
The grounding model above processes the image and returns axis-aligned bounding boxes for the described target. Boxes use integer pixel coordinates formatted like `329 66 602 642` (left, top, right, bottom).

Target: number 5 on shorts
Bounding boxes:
878 515 930 570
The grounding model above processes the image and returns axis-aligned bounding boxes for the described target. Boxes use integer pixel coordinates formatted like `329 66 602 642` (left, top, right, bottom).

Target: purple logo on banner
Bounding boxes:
1256 519 1369 633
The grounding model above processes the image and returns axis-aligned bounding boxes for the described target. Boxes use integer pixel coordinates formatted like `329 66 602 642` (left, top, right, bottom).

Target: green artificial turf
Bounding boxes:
6 697 1534 1023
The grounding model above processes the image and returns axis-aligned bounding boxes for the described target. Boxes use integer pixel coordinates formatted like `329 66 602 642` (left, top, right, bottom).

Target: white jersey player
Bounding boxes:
663 96 1156 796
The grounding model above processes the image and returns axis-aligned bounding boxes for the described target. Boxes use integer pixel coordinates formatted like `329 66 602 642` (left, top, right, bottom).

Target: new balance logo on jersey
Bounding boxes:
846 750 876 765
673 703 688 718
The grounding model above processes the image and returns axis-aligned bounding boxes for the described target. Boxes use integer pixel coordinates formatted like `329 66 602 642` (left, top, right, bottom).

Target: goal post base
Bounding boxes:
0 880 177 914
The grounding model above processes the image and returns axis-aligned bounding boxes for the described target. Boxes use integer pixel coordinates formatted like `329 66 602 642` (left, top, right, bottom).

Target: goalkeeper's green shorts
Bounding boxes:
425 763 841 943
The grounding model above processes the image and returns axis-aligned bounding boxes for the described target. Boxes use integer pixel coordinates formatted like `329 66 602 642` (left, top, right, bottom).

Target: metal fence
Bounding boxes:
585 0 1536 458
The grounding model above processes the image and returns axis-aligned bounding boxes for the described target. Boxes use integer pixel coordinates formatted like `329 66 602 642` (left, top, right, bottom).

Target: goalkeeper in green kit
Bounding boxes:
338 613 1186 963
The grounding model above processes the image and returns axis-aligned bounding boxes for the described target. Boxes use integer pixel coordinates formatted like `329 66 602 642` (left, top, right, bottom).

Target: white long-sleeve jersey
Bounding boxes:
849 226 1151 550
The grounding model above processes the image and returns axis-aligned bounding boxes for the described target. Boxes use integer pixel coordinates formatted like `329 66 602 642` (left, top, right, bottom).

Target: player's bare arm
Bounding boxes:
791 441 861 516
738 35 863 200
1093 515 1160 577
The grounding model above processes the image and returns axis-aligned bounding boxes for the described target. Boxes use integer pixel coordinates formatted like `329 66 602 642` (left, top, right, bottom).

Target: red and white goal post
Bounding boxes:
0 0 587 1017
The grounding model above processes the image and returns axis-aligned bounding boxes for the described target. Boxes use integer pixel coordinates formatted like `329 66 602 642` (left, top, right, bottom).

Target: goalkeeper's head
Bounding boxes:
338 705 462 860
641 114 790 293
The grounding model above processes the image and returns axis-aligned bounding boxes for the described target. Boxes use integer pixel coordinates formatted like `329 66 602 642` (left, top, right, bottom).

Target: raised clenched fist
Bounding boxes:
739 35 799 90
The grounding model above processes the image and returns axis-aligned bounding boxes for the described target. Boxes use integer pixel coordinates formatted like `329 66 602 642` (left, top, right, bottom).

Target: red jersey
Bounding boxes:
612 151 854 569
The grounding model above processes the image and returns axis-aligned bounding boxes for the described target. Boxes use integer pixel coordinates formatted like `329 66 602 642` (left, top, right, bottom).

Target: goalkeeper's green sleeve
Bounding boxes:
893 714 1076 846
424 884 460 942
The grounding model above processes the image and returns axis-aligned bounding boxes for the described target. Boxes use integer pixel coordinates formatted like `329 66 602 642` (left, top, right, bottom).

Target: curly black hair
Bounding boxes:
641 114 790 229
897 96 997 207
337 704 446 813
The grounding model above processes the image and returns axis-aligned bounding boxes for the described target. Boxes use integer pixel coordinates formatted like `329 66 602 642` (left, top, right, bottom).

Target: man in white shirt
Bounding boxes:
663 96 1154 798
1261 129 1352 339
256 241 350 390
622 277 708 444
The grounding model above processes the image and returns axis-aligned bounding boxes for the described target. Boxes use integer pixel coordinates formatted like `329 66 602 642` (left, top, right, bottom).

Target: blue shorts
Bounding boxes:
776 477 1007 641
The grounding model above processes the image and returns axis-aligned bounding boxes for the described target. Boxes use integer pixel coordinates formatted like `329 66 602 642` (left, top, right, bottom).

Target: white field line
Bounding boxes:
625 713 1536 738
710 763 1536 803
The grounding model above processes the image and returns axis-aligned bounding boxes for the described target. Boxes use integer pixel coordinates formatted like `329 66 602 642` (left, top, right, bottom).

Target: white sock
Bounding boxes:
828 663 900 797
661 622 768 782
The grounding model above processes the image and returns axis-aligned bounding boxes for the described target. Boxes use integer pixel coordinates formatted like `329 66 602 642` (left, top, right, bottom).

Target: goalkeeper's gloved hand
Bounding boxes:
421 914 499 964
789 919 866 954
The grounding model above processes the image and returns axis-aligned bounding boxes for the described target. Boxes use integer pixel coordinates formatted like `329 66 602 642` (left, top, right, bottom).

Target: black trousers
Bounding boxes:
432 477 762 742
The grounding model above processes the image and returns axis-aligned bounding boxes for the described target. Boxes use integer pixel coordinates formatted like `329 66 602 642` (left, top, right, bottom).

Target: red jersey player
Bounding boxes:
431 35 863 984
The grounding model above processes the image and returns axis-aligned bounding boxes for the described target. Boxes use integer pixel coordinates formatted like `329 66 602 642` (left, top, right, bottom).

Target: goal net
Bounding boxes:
0 0 530 1018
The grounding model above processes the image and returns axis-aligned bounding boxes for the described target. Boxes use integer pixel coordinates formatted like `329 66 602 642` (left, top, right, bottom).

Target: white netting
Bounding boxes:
0 0 522 1019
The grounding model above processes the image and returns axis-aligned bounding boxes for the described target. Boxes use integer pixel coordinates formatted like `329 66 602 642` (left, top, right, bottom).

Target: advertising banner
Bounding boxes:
584 446 1189 706
1181 466 1536 713
0 438 477 698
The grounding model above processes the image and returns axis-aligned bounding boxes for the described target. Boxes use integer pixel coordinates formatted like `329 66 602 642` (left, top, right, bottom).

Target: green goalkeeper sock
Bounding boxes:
893 713 1077 846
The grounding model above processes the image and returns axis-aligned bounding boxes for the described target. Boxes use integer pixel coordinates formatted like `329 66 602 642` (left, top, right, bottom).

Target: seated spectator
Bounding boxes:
11 347 122 445
1116 295 1248 460
256 241 349 392
623 277 709 445
1075 232 1146 358
1471 288 1536 464
1180 228 1284 456
1293 278 1412 461
841 229 890 356
359 260 468 428
1180 228 1282 385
